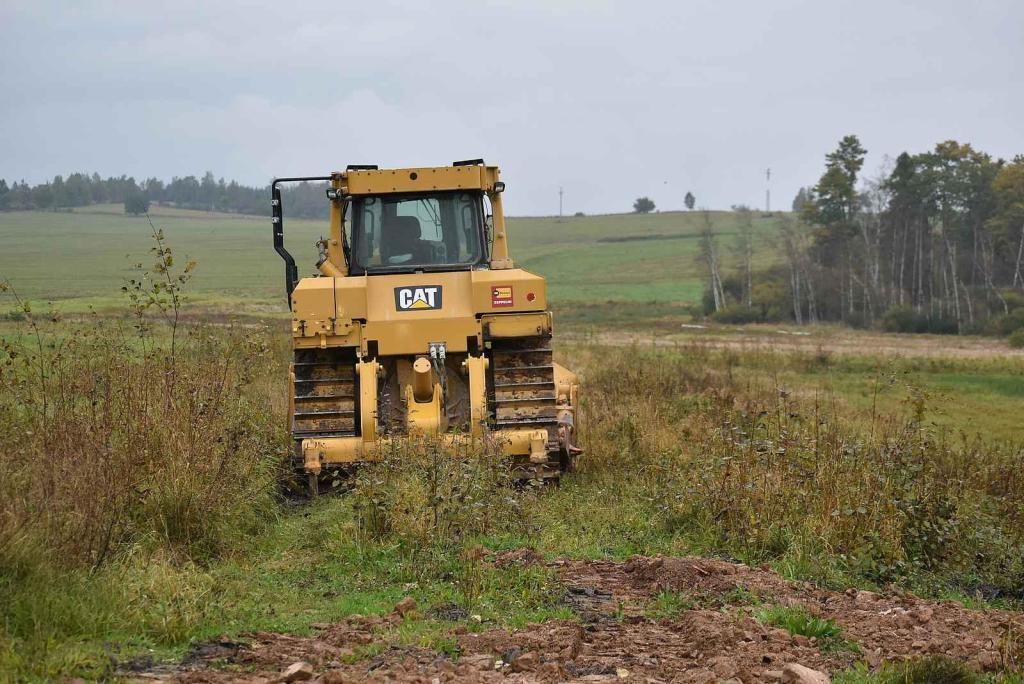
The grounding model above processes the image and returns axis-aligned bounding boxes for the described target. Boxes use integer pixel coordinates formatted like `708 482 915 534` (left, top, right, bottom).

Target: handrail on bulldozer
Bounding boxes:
271 175 333 308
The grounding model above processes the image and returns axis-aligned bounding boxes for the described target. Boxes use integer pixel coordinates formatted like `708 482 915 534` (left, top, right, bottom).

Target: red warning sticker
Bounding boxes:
491 285 514 307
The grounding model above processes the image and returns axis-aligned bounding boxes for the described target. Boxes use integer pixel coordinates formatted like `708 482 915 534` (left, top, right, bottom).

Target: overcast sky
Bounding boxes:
1 1 1021 215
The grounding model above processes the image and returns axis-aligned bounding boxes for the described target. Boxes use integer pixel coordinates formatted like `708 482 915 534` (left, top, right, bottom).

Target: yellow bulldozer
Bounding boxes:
271 159 580 493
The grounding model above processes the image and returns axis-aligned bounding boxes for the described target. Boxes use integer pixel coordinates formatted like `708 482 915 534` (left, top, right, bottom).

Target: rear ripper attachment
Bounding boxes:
489 336 566 477
290 348 358 494
273 160 581 493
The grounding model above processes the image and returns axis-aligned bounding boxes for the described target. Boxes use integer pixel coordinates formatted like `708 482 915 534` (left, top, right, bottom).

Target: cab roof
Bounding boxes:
333 160 501 196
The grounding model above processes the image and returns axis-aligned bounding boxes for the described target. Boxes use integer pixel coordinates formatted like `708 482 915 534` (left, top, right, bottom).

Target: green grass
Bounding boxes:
3 256 1023 681
755 604 842 640
3 332 1023 679
509 210 784 305
782 355 1024 443
0 497 571 681
646 589 698 620
755 605 859 654
835 656 1024 683
0 205 788 312
0 204 326 308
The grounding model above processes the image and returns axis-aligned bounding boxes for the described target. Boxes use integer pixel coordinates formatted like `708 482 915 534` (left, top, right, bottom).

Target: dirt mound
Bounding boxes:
561 557 1024 671
144 553 1024 683
561 555 1021 671
491 548 545 569
559 555 796 604
457 615 837 682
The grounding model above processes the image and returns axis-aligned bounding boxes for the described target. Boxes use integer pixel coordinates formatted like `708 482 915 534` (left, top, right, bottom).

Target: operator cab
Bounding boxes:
270 160 513 305
350 191 487 275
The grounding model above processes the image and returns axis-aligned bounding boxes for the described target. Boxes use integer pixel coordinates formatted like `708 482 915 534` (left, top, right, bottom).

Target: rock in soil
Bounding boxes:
782 663 831 683
392 596 417 617
280 661 314 682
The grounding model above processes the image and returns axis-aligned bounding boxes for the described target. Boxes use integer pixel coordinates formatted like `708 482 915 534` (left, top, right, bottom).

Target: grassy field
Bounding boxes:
2 310 1023 680
0 204 786 313
0 205 325 308
2 207 1023 681
571 327 1024 442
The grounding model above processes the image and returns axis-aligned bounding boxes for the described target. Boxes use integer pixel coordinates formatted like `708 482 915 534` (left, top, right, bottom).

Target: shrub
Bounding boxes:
0 317 282 568
1010 328 1024 349
632 197 655 213
882 305 926 333
993 309 1024 336
351 435 528 554
881 306 958 334
576 345 1024 586
124 190 150 215
712 304 763 324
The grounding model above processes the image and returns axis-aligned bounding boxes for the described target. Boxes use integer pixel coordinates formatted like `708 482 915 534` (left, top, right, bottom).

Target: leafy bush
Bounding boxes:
1010 328 1024 349
124 190 150 215
711 304 763 324
989 309 1024 336
881 306 958 334
632 196 655 213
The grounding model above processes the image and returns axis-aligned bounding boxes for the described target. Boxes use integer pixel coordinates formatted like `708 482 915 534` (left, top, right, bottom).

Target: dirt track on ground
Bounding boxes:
564 329 1024 360
139 553 1024 683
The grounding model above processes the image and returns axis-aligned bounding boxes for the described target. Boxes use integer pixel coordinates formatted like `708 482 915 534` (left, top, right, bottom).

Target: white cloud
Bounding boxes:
1 0 1021 214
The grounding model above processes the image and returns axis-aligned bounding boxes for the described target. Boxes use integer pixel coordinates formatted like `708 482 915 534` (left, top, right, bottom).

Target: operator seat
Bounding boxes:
381 216 426 264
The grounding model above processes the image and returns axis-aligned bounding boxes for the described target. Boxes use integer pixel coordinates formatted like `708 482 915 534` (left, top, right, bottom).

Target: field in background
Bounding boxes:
510 210 782 304
0 204 324 308
3 203 1021 443
0 204 786 316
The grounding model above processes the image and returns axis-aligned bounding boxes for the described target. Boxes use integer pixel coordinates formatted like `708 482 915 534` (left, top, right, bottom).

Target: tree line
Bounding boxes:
0 172 330 219
702 135 1024 339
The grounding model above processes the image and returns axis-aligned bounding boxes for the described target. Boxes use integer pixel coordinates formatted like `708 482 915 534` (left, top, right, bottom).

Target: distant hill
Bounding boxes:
0 205 789 321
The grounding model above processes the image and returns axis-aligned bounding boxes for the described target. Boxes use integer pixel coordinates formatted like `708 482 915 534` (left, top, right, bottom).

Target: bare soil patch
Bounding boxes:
139 553 1024 683
567 328 1022 360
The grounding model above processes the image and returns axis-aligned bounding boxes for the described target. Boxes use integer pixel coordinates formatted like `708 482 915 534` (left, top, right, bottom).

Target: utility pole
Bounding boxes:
558 186 563 221
765 168 771 213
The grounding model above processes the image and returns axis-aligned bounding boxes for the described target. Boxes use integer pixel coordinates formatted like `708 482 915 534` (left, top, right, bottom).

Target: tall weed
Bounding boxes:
574 344 1024 588
351 435 529 554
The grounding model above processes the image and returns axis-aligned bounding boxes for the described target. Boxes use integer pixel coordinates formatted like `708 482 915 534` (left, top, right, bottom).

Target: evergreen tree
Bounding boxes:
791 187 812 213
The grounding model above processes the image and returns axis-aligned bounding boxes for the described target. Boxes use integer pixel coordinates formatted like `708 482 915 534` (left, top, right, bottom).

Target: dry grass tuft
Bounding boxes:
0 294 283 571
573 344 1024 587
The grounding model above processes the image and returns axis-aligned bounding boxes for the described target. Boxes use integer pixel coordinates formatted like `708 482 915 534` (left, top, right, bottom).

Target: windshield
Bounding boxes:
350 191 485 273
